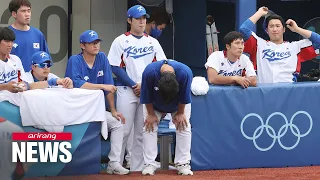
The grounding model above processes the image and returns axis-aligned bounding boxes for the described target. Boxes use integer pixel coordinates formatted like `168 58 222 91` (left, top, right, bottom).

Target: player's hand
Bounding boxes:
172 113 188 131
103 85 117 93
111 110 125 124
6 81 24 93
258 6 268 17
286 19 299 32
57 78 73 89
144 114 159 132
132 83 141 97
235 76 251 89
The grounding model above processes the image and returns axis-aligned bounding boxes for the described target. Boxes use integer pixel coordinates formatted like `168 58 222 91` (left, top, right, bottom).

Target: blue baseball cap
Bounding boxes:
79 30 102 43
31 51 52 65
127 5 150 18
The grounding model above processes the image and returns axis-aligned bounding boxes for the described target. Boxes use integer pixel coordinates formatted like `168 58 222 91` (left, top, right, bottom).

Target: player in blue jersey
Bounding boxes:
65 30 129 175
140 60 193 176
8 0 50 72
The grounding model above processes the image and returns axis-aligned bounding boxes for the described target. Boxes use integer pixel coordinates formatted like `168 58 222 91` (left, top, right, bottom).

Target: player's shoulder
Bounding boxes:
29 26 45 35
96 52 108 61
207 51 224 60
239 53 251 61
8 54 22 63
68 53 83 63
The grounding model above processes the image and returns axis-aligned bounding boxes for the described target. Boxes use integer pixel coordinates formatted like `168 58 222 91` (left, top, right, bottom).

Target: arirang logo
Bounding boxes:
240 111 312 151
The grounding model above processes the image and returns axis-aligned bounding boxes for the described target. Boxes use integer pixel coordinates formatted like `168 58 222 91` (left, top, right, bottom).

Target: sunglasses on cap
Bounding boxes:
34 62 52 68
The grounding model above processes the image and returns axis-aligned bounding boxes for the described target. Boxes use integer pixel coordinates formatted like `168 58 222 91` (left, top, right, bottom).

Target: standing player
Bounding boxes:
205 31 257 88
8 0 50 72
140 60 193 176
65 30 129 175
123 7 171 170
0 27 56 92
240 7 320 83
108 5 167 171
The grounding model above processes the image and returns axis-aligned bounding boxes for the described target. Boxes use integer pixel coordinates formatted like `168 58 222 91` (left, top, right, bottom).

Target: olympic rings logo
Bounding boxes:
240 111 313 151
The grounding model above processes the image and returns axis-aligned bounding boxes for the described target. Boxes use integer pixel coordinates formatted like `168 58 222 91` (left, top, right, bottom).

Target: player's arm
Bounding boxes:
287 19 320 49
207 67 239 85
244 58 257 87
239 7 268 41
108 36 138 88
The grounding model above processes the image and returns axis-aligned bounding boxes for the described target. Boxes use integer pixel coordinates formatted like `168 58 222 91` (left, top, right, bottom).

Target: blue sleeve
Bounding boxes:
309 32 320 49
65 56 86 88
239 19 255 41
178 66 193 104
111 66 136 87
140 67 154 104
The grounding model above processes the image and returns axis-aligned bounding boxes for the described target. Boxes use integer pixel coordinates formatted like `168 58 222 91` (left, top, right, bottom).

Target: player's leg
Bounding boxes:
116 86 137 166
124 125 134 169
130 102 144 171
141 105 162 175
105 111 129 175
172 103 193 175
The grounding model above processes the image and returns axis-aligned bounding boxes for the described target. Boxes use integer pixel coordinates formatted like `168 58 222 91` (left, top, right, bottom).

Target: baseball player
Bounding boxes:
240 7 320 83
24 51 72 88
65 30 129 175
140 59 193 176
205 31 257 88
145 8 170 39
0 27 56 92
122 7 171 169
8 0 50 72
108 5 166 171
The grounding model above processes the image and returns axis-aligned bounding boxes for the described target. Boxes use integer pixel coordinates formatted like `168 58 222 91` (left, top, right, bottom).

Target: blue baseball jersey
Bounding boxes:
8 26 50 72
140 60 193 113
65 52 114 110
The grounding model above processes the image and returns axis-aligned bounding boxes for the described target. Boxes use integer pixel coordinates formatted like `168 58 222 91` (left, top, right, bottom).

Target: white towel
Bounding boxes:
0 90 22 106
191 76 209 96
19 88 108 138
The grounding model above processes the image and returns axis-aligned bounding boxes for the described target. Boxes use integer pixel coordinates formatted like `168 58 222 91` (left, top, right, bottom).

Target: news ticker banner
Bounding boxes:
1 101 102 178
11 132 73 163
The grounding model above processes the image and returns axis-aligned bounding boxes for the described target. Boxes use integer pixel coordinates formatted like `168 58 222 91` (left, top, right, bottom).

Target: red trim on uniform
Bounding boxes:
0 117 5 122
124 32 131 36
223 50 227 58
120 54 126 68
144 33 148 37
152 56 157 62
244 35 258 70
296 46 318 73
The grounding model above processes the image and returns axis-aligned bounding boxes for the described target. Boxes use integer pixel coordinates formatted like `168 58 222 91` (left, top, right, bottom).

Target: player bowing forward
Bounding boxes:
108 5 166 171
205 31 257 88
140 60 193 176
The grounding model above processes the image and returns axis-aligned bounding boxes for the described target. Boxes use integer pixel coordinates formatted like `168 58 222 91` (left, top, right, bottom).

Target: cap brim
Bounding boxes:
132 13 150 18
84 38 102 43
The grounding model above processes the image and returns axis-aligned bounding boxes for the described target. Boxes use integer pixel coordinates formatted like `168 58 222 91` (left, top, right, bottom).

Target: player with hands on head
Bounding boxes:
240 6 320 83
205 31 257 88
140 60 193 176
65 30 129 175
